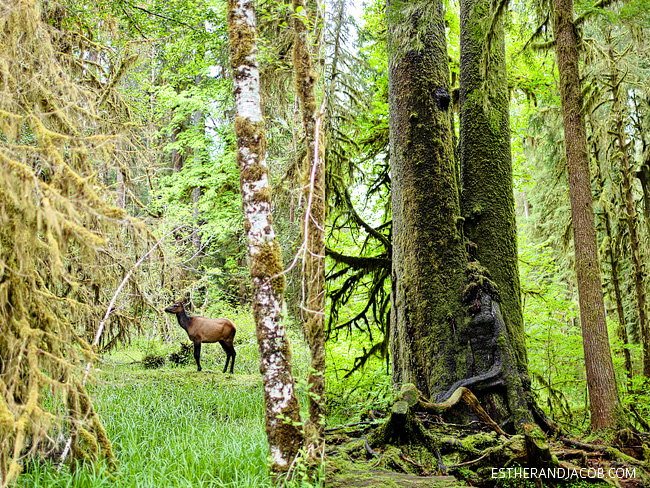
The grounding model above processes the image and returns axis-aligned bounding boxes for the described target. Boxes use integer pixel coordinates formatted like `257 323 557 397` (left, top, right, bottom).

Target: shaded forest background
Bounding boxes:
2 0 650 484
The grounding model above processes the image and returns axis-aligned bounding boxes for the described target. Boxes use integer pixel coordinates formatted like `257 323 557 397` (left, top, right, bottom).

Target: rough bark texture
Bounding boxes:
292 0 327 449
388 0 466 398
227 0 303 470
552 0 620 429
593 148 633 389
459 0 527 373
604 209 633 387
608 47 650 378
388 0 533 432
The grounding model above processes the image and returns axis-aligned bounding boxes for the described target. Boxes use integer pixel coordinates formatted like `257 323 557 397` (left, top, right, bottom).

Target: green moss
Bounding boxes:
249 241 286 295
461 432 497 451
240 163 268 182
227 4 256 69
251 186 272 204
233 117 266 156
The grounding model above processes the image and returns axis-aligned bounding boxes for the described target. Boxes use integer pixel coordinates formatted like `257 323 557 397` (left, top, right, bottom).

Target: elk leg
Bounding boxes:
219 340 230 373
226 343 236 374
193 342 202 372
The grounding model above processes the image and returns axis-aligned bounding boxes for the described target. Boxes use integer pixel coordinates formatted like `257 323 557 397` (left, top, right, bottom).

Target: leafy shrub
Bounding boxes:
142 354 166 369
168 343 193 366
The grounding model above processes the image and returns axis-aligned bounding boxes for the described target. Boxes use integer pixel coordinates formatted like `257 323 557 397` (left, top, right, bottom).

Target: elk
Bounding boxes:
164 301 236 373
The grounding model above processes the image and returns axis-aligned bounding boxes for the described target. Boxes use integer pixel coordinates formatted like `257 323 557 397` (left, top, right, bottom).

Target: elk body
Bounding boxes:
164 302 236 373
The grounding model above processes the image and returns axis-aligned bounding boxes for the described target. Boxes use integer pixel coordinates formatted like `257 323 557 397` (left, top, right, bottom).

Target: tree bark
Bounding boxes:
292 0 327 450
607 42 650 378
592 136 633 389
227 0 303 470
388 0 534 432
116 170 126 210
388 0 466 399
171 123 183 172
552 0 620 429
459 0 527 374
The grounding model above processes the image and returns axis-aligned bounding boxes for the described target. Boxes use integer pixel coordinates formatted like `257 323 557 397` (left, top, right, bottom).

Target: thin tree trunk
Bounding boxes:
636 163 650 241
116 170 126 210
192 186 202 252
608 43 650 377
592 136 633 389
604 211 633 387
292 0 326 450
227 0 303 471
171 124 183 172
552 0 620 429
191 108 204 254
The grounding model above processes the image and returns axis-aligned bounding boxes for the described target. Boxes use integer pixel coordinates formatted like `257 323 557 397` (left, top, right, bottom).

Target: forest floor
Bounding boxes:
17 355 277 488
14 344 649 488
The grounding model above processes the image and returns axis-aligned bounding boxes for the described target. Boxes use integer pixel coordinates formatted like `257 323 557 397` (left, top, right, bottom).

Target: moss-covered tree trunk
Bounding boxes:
388 0 533 432
552 0 620 429
292 0 327 451
227 0 303 470
459 0 527 374
388 0 465 398
592 136 633 389
607 43 650 378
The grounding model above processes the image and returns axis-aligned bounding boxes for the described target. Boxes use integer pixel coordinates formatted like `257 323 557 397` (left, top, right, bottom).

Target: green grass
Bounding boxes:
13 311 365 488
18 367 275 488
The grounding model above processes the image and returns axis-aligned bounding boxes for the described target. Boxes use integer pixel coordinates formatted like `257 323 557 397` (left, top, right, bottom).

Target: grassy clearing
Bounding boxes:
14 308 389 488
19 366 275 488
15 308 319 488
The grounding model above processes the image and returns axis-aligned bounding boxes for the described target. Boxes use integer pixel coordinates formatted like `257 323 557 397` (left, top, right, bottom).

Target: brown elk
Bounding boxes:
164 301 236 373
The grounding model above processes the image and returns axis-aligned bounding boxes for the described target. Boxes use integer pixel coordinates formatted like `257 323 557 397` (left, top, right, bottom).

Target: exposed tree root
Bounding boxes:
324 385 650 487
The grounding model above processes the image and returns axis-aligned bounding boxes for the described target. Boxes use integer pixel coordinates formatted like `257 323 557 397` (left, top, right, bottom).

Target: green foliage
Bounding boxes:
142 354 166 369
15 302 316 488
168 342 193 366
18 368 273 488
325 338 394 426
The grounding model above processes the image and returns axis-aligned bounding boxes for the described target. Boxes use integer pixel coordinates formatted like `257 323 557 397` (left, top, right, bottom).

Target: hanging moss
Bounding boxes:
0 1 149 484
233 117 267 154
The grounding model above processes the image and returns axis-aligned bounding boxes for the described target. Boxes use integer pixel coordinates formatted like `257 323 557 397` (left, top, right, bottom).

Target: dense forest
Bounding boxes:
1 0 650 486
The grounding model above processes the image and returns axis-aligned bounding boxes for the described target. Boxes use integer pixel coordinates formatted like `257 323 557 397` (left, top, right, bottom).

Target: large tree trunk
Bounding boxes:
292 0 327 451
388 0 465 398
459 0 527 374
388 0 533 433
552 0 620 429
227 0 303 470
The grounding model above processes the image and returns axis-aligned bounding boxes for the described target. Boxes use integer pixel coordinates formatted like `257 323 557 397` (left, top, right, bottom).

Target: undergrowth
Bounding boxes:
16 309 318 488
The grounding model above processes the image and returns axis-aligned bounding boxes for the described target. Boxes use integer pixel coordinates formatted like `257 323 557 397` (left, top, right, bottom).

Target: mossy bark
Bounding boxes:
552 0 620 429
459 0 527 373
388 0 535 432
292 0 327 450
607 42 650 378
387 0 466 399
227 0 303 470
592 138 633 389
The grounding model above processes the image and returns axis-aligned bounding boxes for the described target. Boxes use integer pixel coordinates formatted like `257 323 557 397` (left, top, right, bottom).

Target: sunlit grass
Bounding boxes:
19 367 274 488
